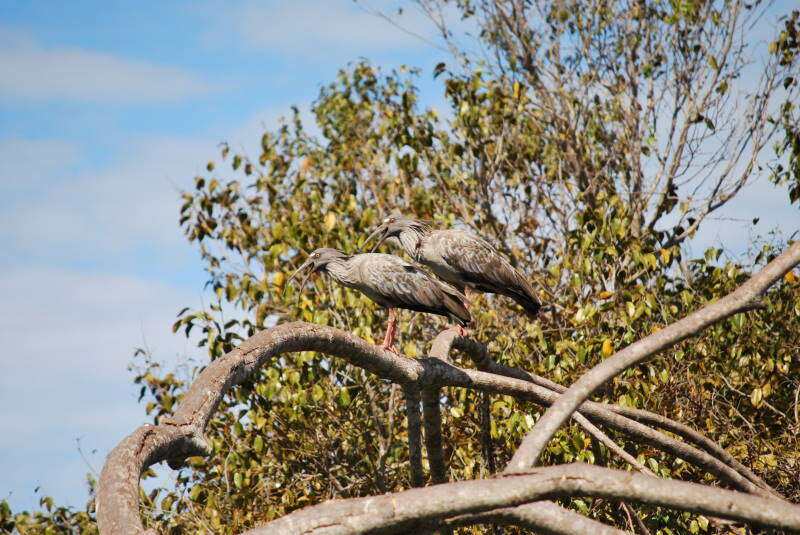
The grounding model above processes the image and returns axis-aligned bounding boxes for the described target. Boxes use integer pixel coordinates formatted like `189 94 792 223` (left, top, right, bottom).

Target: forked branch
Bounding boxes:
507 241 800 471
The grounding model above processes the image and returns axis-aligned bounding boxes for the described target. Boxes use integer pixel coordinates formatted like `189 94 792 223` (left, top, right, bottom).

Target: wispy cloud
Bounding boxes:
0 266 197 509
230 0 433 59
0 103 299 267
0 138 79 196
0 135 211 266
0 26 219 103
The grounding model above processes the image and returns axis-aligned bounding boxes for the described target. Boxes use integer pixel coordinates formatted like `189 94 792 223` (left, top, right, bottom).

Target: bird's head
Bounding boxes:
286 248 348 294
360 214 428 252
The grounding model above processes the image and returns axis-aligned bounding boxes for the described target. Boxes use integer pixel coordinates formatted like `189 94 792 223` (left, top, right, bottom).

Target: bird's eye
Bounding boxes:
314 253 320 258
389 218 396 223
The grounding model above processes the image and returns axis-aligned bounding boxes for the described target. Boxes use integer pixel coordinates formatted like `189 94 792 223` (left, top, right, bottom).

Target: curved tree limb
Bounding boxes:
98 282 795 535
430 360 770 496
604 403 773 493
432 330 652 476
99 323 606 534
430 330 775 497
98 323 423 535
241 463 800 535
507 241 800 471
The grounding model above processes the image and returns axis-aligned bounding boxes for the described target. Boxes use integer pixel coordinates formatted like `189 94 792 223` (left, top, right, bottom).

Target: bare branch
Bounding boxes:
422 388 447 485
433 328 777 496
444 500 630 535
404 386 425 487
507 241 800 471
242 463 800 535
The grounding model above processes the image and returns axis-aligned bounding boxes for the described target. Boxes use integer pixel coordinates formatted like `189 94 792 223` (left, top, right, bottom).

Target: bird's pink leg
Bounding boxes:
380 308 399 354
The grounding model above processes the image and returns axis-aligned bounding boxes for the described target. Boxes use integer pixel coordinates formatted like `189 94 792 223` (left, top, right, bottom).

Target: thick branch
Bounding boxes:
430 330 773 497
507 241 800 471
605 404 773 493
427 360 768 496
242 463 800 535
97 323 425 535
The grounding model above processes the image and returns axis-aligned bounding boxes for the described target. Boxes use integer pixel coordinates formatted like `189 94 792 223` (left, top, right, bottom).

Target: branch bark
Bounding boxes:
422 388 447 484
430 329 776 497
404 386 425 487
242 463 800 535
443 501 630 535
97 323 423 535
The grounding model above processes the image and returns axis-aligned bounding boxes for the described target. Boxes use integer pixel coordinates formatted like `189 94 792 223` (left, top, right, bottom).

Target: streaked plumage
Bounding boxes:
361 215 540 318
287 247 470 351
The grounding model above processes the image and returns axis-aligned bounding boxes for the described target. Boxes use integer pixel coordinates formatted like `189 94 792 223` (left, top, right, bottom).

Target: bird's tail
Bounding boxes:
509 290 541 319
441 286 472 326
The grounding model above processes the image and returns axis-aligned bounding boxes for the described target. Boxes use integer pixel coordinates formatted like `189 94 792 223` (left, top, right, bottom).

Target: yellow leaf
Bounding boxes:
602 339 613 357
324 212 337 231
785 270 797 285
652 326 661 333
597 291 614 299
273 272 286 289
750 387 763 407
660 248 670 264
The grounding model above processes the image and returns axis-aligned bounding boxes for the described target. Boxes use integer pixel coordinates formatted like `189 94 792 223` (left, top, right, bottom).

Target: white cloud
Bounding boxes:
0 138 79 194
0 102 316 268
231 0 433 59
0 135 211 264
0 267 198 509
0 26 218 103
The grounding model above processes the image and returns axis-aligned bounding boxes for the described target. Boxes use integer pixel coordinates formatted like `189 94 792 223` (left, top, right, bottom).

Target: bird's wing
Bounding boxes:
435 230 528 292
365 255 453 310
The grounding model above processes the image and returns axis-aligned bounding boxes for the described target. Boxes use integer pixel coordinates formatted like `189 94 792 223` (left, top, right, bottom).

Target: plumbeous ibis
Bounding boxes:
287 248 470 353
361 215 540 318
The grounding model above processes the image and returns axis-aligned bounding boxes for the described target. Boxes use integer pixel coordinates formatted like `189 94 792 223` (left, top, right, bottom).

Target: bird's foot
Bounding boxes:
454 325 470 338
379 342 400 355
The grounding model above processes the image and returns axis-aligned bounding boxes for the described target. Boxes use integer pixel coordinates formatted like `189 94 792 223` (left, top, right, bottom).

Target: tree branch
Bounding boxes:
242 463 800 535
444 500 630 535
430 329 774 496
507 241 800 471
404 386 425 487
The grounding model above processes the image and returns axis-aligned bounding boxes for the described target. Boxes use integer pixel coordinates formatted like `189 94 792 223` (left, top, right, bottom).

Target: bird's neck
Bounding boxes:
398 228 427 260
325 258 355 285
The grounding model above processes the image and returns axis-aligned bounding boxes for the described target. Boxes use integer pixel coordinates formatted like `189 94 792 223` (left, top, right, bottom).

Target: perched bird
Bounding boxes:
287 247 470 353
361 215 540 318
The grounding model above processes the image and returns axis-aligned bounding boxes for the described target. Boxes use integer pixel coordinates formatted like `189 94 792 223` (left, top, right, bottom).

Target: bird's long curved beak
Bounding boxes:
360 224 389 252
285 258 315 295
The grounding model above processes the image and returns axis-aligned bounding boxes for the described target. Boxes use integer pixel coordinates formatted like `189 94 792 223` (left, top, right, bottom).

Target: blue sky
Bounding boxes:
0 0 796 514
0 0 452 511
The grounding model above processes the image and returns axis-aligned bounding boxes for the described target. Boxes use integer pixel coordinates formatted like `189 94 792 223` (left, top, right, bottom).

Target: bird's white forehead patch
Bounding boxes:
383 217 390 223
